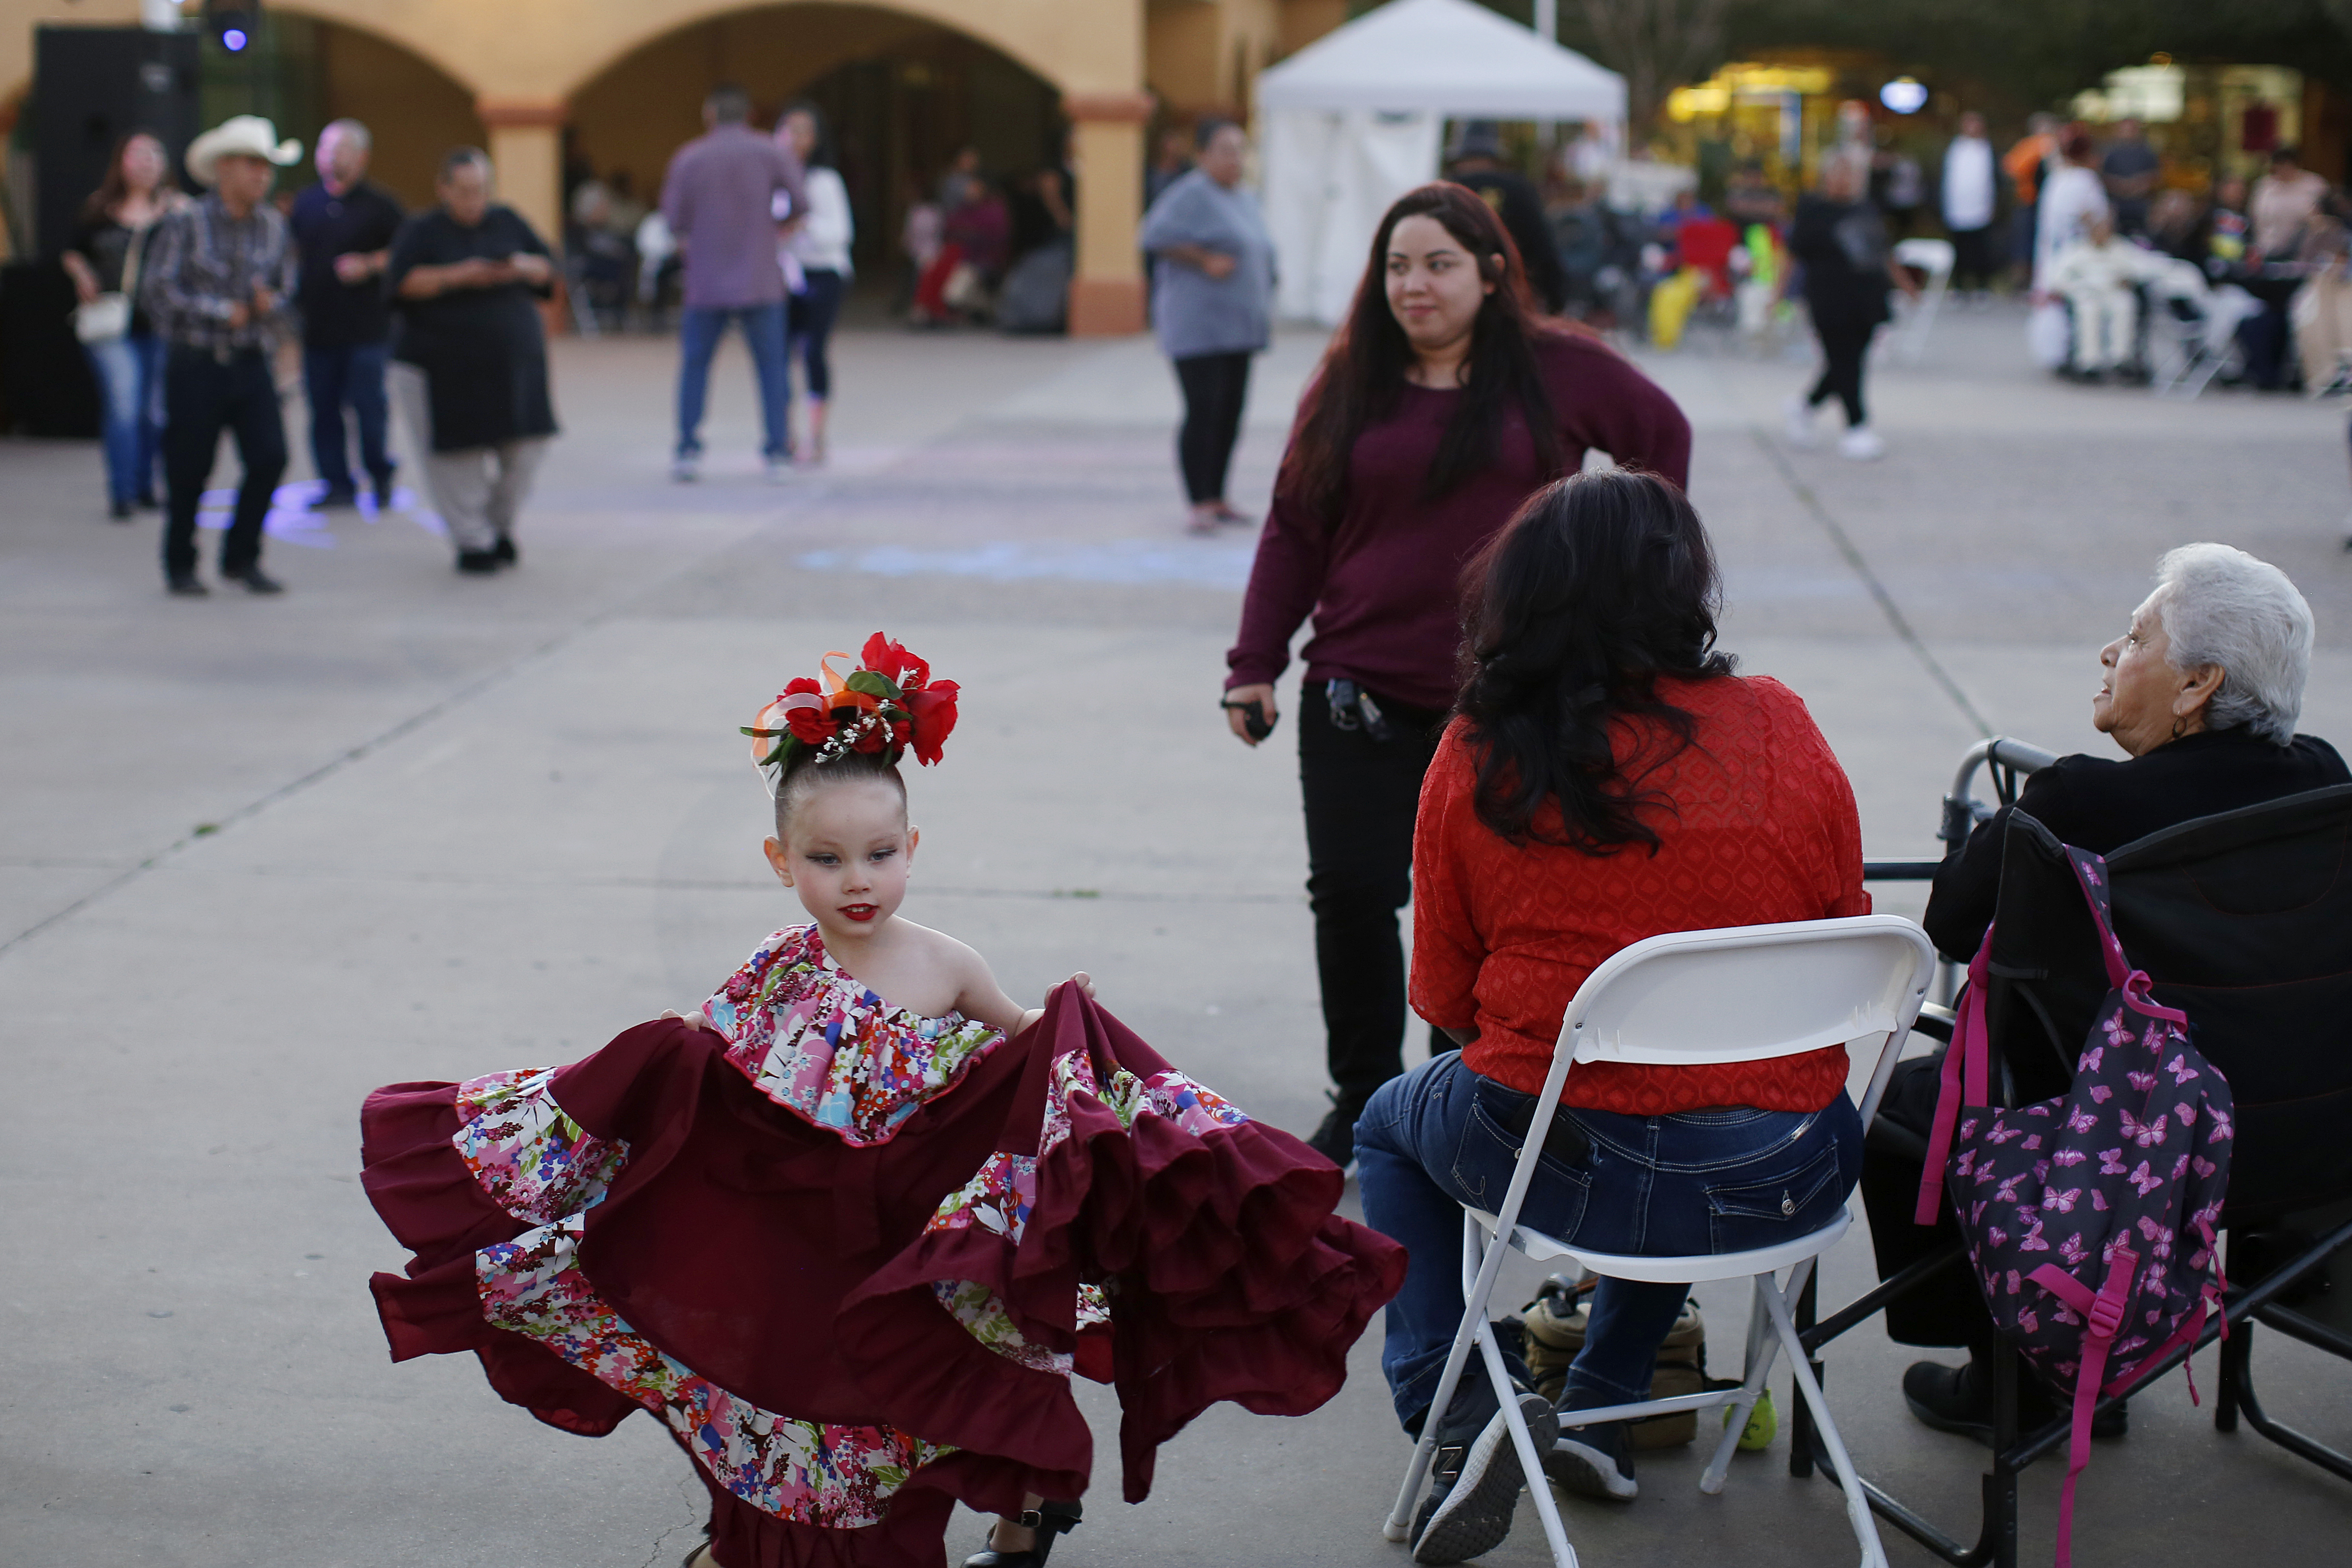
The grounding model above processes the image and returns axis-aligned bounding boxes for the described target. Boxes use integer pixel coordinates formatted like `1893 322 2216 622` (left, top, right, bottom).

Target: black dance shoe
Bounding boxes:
166 572 209 597
1902 1355 2127 1446
221 565 283 595
493 534 518 566
961 1500 1082 1568
456 550 501 574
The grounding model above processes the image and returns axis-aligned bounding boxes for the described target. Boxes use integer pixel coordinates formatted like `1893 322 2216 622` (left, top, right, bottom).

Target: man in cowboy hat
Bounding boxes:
141 115 302 596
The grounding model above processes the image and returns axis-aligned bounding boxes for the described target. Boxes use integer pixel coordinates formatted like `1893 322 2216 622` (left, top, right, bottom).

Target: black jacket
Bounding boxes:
1924 725 2350 960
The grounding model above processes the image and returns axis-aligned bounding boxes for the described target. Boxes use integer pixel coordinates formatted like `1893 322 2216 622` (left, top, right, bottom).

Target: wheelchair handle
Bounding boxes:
1938 737 2060 847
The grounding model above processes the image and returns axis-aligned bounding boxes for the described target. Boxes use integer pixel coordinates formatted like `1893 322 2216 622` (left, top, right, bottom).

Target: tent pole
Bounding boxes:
1532 0 1557 42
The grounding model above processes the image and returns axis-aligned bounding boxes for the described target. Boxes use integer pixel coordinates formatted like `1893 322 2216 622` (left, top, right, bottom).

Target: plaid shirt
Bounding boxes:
140 192 298 354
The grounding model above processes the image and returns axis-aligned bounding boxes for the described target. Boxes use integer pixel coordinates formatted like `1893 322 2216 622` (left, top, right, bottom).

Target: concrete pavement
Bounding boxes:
5 305 2352 1567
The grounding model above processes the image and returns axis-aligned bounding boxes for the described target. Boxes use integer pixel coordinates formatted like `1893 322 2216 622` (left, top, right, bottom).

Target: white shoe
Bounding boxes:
765 455 793 484
1839 425 1887 460
671 451 701 483
1784 396 1820 448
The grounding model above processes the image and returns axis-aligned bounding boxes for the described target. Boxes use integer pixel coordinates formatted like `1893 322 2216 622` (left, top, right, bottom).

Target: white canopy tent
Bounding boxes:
1254 0 1626 324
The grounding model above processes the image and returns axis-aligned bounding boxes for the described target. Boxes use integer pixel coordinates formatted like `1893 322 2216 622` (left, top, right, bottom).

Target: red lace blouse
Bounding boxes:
1410 675 1869 1115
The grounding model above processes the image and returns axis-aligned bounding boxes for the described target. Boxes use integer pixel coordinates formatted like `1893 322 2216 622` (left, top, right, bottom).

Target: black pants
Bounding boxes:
1297 681 1449 1111
1173 350 1250 504
163 345 286 579
1859 1051 1997 1350
788 269 844 399
1949 225 1998 292
1806 318 1878 428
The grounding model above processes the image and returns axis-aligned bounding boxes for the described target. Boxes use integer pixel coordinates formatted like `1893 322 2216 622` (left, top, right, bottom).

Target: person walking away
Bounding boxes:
2242 146 2333 390
660 84 805 482
1139 119 1277 535
1940 111 1999 303
289 118 404 512
1871 129 1924 240
62 130 183 521
2003 113 2059 286
1786 152 1917 461
2032 131 2109 295
1221 183 1690 1169
1446 122 1568 314
386 149 559 574
2100 117 2161 238
2251 145 2329 260
775 103 852 466
2046 214 2169 382
141 115 301 597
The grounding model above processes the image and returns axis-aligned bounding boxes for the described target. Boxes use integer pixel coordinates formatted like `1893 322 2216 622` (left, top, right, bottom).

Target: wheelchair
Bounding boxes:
1798 738 2352 1567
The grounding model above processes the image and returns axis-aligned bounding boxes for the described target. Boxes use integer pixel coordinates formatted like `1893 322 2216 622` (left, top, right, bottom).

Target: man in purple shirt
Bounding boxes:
659 84 805 482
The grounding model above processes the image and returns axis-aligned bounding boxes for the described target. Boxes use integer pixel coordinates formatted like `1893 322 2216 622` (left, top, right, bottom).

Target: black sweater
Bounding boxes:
1924 725 2350 960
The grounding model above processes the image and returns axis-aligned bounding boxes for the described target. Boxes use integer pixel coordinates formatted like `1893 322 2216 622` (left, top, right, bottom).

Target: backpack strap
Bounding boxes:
2027 1246 2139 1568
1914 928 1992 1226
2063 848 2132 990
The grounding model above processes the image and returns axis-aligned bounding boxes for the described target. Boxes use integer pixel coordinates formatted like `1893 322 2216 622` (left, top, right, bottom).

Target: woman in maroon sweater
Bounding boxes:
1222 183 1691 1168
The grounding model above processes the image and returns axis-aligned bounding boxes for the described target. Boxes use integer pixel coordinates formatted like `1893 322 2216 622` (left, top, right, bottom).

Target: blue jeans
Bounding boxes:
84 331 165 507
1356 1052 1862 1430
676 302 790 458
303 343 394 495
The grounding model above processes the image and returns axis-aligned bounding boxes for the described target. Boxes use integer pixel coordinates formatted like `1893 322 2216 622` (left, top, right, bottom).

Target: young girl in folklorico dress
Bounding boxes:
359 634 1405 1568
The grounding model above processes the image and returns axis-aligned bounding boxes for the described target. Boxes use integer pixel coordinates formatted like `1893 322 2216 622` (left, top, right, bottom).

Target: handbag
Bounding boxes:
72 222 149 345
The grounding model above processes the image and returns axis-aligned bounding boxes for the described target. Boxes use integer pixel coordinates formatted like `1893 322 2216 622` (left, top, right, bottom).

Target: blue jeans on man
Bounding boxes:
1355 1051 1862 1429
675 301 791 460
84 331 167 509
303 342 395 502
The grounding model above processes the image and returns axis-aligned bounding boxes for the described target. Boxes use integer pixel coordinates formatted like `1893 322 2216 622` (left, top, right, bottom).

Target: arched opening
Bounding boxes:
567 3 1066 282
191 8 485 208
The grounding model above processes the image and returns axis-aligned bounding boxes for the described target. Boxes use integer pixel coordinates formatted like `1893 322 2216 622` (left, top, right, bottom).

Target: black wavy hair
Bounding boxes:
1455 469 1735 853
1278 182 1565 520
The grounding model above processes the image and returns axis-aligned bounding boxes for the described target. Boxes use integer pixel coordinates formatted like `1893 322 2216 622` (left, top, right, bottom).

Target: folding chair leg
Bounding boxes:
1700 1273 1786 1494
1763 1271 1890 1568
2216 1315 2248 1434
1478 1320 1579 1568
1385 1213 1512 1542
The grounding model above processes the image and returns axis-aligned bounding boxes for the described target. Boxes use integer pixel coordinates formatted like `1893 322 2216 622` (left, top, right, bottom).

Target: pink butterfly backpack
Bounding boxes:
1915 844 2233 1567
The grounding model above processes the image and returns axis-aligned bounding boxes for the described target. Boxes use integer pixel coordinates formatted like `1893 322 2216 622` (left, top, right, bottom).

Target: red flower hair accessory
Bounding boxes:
742 632 960 791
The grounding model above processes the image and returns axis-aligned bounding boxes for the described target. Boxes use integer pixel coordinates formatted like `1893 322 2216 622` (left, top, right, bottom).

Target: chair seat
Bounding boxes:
1469 1206 1851 1284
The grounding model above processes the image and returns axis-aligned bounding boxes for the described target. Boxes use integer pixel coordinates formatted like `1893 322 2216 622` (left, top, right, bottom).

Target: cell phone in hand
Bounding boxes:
1221 697 1275 741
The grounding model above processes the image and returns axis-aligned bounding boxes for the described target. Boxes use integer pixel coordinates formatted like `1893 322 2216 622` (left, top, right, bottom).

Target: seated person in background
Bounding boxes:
1866 543 2347 1440
1357 470 1870 1565
2046 214 2171 381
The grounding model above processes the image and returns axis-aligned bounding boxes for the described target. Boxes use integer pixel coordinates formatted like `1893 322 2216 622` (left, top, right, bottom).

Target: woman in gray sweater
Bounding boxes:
1139 120 1276 534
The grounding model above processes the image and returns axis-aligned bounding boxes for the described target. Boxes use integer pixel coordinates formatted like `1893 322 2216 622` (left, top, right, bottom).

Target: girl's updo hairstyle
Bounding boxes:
774 746 906 838
1455 469 1733 854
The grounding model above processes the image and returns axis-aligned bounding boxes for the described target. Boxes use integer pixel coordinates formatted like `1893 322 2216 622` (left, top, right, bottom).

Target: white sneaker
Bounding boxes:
765 455 794 484
1839 425 1887 461
671 451 701 483
1784 396 1820 448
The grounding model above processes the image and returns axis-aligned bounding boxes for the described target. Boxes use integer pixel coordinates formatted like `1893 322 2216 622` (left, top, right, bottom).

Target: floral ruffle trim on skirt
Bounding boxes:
362 1062 978 1567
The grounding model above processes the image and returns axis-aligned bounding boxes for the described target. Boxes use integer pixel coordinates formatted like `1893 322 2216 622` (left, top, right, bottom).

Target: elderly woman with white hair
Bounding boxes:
1865 542 2347 1443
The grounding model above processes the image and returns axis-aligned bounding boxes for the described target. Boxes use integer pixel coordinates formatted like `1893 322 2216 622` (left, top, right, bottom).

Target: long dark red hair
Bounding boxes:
1278 182 1566 520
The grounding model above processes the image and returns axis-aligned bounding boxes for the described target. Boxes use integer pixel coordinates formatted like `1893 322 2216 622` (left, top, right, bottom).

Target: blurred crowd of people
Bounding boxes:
65 113 558 594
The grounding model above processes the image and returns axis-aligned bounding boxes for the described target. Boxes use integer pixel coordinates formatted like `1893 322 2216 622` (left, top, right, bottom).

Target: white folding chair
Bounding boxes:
1381 915 1938 1568
1889 238 1955 363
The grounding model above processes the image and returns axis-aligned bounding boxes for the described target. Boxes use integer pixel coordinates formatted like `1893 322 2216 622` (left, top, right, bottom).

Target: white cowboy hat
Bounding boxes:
185 115 302 186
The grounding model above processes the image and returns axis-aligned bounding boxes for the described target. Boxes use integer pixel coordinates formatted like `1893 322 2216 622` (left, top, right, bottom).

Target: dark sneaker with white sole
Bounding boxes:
1410 1390 1556 1564
1545 1415 1638 1502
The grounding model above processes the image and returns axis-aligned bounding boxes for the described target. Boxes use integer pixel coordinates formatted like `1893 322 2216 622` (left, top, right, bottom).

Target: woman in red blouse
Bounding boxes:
1357 471 1868 1565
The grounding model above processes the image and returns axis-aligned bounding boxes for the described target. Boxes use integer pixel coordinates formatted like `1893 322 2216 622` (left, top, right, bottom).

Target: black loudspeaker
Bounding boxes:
32 25 201 259
0 261 100 436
